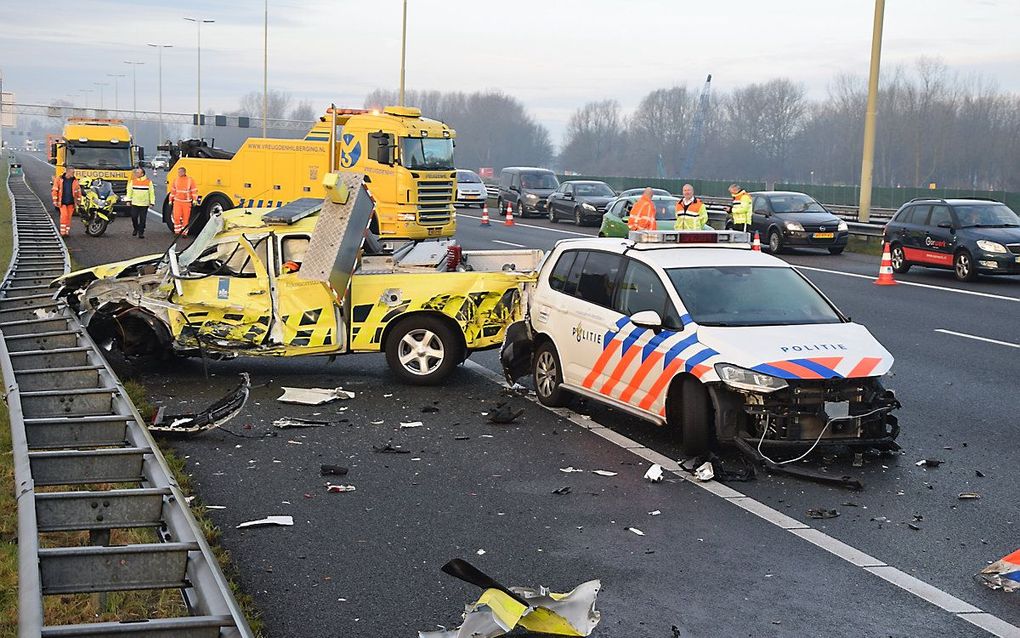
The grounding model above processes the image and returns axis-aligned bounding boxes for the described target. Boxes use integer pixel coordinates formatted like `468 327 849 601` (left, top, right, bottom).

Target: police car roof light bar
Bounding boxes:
628 230 752 246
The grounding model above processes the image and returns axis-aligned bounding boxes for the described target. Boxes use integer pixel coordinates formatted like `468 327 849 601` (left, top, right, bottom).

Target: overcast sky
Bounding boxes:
2 0 1018 143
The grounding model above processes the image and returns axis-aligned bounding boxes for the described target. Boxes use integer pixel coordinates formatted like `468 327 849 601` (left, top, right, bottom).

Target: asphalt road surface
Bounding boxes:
16 152 1020 637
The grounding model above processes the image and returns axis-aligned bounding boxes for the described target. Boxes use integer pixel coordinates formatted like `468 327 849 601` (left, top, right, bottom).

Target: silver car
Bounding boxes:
455 169 488 208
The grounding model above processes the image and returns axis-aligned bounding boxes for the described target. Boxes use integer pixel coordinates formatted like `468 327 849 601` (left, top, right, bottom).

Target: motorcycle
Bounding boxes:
77 177 118 237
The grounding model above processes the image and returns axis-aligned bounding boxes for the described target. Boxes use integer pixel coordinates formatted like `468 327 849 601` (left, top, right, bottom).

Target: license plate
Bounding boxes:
427 227 443 236
468 194 481 199
814 232 834 239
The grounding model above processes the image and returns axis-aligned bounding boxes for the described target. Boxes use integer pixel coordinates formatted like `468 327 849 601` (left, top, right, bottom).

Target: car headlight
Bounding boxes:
714 363 789 393
837 220 848 231
525 193 539 202
397 213 416 221
784 221 804 232
977 240 1007 253
582 202 596 211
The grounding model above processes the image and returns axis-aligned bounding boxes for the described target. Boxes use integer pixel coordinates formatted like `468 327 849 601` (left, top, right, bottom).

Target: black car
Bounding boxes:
546 180 617 226
496 167 560 217
883 198 1020 281
744 191 849 254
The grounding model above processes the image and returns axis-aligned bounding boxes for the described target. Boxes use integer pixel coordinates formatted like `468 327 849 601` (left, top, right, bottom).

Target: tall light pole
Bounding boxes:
398 0 407 106
106 73 125 111
123 60 144 131
263 0 268 136
184 17 215 138
857 0 886 223
78 89 93 110
147 44 173 144
93 82 109 109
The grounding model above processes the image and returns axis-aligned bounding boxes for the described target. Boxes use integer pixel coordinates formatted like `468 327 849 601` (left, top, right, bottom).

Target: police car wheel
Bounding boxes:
533 341 568 407
669 376 711 456
890 244 911 273
385 316 463 386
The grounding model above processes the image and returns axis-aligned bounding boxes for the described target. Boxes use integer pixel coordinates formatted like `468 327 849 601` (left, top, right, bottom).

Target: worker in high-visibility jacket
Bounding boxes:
126 167 155 239
674 183 708 230
729 183 752 232
51 166 82 237
169 166 198 235
627 187 658 231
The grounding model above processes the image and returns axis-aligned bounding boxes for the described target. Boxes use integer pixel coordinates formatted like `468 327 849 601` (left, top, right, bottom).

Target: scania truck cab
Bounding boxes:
50 118 140 210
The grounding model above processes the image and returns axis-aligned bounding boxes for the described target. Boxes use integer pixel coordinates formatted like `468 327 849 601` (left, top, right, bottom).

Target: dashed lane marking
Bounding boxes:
458 211 592 237
461 359 1020 637
935 329 1020 349
795 265 1020 302
491 239 526 248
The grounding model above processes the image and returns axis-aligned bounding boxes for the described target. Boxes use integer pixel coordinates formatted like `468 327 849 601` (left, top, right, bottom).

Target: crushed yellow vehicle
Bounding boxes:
54 174 540 384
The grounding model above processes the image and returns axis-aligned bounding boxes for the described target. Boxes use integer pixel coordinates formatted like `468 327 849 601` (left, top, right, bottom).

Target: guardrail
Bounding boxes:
483 184 889 238
2 172 253 637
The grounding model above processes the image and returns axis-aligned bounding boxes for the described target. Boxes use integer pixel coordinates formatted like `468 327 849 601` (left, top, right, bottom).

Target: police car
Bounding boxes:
501 230 901 455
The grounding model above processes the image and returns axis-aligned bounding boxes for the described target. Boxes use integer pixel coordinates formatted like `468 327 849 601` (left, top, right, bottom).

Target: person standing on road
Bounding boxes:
675 183 708 230
126 167 155 239
729 183 752 232
627 187 658 231
51 166 81 237
169 166 198 235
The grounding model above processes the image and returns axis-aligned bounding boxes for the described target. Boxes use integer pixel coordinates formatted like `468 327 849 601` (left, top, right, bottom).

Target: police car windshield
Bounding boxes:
768 194 826 214
666 266 843 327
400 138 454 170
955 204 1020 228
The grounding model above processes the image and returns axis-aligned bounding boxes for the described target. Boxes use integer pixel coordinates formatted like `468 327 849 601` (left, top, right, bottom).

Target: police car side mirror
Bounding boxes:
630 310 662 331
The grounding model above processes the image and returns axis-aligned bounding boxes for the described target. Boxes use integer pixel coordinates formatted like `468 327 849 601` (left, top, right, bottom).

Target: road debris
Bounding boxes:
373 440 410 454
552 486 572 495
625 527 645 536
151 373 251 436
975 470 985 477
643 464 664 483
273 417 334 429
419 558 601 638
400 421 424 429
277 386 355 405
236 515 294 529
326 484 356 493
806 508 840 520
421 405 440 413
694 462 714 482
488 401 525 424
915 459 944 468
592 470 617 477
559 466 584 473
320 464 349 477
476 549 486 556
958 492 981 500
649 510 661 516
977 549 1020 593
853 453 864 468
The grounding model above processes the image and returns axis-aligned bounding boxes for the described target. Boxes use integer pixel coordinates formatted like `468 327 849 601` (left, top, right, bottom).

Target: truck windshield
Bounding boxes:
666 266 843 327
400 138 454 170
66 144 134 170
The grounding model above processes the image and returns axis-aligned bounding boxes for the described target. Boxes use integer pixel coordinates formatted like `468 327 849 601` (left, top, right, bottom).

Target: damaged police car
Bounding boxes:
501 230 900 456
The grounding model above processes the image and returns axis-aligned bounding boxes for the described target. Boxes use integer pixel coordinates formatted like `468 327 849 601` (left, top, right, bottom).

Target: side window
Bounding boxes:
511 173 521 190
894 206 914 224
576 252 623 308
609 200 626 216
281 235 310 274
548 250 577 292
192 237 265 278
911 205 932 226
615 260 667 316
500 172 511 189
564 183 573 195
753 196 768 214
563 251 587 297
929 205 952 227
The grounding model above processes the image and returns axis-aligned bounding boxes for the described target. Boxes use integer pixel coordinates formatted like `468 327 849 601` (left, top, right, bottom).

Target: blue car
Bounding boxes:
883 198 1020 281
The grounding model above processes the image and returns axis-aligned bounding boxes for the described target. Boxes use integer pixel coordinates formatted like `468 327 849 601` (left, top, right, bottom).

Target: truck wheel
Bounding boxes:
533 341 569 407
667 376 711 456
162 197 175 232
385 316 463 386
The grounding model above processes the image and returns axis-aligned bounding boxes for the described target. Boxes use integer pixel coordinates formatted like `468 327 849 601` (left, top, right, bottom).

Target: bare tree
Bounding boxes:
559 100 624 174
236 90 293 119
289 100 317 122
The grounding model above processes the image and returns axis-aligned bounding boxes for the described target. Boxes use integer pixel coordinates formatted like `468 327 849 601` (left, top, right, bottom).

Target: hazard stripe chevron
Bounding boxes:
752 356 885 379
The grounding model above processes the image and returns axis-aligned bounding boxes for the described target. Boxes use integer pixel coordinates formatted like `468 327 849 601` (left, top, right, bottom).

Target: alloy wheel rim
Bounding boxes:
397 329 444 375
892 247 903 269
956 254 970 278
536 351 557 397
770 233 780 252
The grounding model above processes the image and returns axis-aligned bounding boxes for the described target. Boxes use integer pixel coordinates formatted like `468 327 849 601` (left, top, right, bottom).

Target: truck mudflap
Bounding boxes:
500 320 533 385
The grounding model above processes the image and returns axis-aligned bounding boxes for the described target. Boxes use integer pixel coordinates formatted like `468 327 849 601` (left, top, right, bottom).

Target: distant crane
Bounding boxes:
680 74 712 177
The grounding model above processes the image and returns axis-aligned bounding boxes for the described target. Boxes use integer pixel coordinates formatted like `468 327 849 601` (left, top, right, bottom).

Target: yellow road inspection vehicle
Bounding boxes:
55 174 540 384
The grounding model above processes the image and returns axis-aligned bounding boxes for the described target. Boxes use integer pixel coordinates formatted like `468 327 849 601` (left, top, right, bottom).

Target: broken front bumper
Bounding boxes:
711 376 901 450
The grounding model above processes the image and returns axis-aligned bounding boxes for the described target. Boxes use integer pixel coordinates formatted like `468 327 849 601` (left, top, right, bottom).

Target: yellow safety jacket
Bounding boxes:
731 190 752 226
126 177 155 207
674 198 708 230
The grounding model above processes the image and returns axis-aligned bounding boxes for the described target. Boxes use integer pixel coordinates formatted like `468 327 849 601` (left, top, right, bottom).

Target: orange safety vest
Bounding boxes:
126 177 155 207
169 175 198 204
627 195 658 231
675 197 708 230
51 175 82 206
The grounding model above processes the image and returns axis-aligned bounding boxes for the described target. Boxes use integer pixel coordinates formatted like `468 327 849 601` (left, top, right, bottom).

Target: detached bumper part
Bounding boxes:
150 373 251 436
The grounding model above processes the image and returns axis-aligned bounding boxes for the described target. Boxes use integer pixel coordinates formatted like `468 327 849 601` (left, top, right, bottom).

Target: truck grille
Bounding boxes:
417 179 453 225
110 181 127 197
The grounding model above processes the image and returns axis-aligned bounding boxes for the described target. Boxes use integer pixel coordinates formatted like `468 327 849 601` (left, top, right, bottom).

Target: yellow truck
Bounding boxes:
56 173 538 385
164 106 458 240
49 118 141 210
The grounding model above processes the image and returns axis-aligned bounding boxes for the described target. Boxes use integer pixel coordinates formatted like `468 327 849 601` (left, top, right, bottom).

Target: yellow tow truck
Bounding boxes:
164 106 458 240
55 173 539 385
49 118 141 210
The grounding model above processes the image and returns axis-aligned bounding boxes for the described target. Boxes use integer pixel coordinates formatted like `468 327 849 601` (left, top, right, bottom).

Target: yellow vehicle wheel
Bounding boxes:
384 316 464 385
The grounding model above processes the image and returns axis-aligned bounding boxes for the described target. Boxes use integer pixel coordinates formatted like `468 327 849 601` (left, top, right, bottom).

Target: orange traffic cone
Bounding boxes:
752 231 762 252
480 203 490 226
504 201 515 226
874 242 898 286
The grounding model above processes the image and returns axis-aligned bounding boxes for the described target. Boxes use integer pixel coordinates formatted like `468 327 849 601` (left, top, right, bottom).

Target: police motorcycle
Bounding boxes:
77 177 118 237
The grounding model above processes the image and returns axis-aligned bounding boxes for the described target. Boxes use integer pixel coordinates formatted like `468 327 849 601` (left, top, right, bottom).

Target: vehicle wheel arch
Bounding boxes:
664 372 717 453
380 310 468 363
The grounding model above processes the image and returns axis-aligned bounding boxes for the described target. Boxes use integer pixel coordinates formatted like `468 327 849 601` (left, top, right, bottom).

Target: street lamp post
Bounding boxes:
93 82 109 109
263 0 268 137
123 60 145 131
184 17 215 138
398 0 408 106
857 0 886 223
147 44 173 145
106 73 125 111
78 89 93 111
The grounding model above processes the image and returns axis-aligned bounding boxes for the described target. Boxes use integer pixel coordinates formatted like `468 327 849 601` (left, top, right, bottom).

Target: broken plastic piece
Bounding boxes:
626 527 645 536
400 421 424 429
643 464 664 483
320 464 349 477
374 440 410 454
552 486 572 495
977 548 1020 593
488 401 525 424
277 386 355 405
326 484 356 493
915 459 944 468
694 462 714 482
236 515 294 529
806 508 840 520
559 466 583 473
958 492 981 500
592 470 617 477
151 373 251 436
649 510 661 516
273 417 333 429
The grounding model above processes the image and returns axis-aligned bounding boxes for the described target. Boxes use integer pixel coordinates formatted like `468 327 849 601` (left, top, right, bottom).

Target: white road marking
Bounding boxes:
461 358 1020 637
491 239 525 248
935 329 1020 349
458 212 592 237
795 265 1020 302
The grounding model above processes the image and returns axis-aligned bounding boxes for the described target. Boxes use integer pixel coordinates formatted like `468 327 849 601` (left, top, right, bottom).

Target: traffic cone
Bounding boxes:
874 242 898 286
504 201 515 226
752 231 761 252
480 203 490 226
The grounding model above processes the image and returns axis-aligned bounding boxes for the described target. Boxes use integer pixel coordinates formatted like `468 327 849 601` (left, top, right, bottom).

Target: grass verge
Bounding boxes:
846 234 885 257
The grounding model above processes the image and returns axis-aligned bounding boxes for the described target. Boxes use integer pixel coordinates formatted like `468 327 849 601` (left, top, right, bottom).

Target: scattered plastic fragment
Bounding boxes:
852 453 864 468
371 420 385 425
552 486 572 495
488 401 525 424
958 492 981 500
374 440 410 454
977 548 1020 592
205 505 226 510
592 470 617 477
273 417 333 429
643 464 664 483
476 549 486 556
400 421 424 429
151 373 251 436
277 386 354 405
694 462 714 482
559 466 584 473
326 484 356 493
626 527 645 536
418 558 601 638
649 510 661 516
806 508 840 520
236 515 294 529
871 516 890 523
421 406 440 414
454 435 471 441
975 470 985 478
915 459 944 468
907 523 921 531
320 465 349 477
